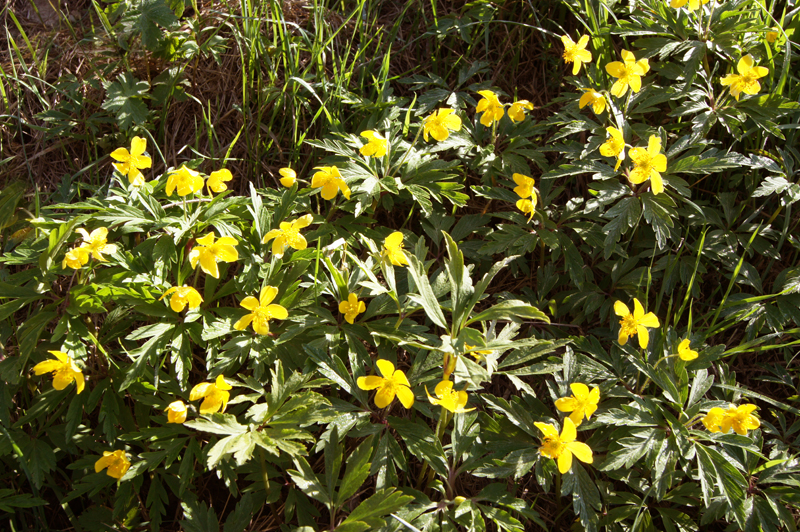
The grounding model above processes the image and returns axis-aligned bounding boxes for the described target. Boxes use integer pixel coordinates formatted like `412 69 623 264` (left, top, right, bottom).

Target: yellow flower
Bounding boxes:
188 232 239 279
233 286 288 335
357 359 414 409
207 169 233 194
32 350 85 394
628 135 667 194
670 0 709 11
426 380 474 413
165 400 187 424
166 165 204 197
311 166 351 201
599 127 625 171
512 173 535 199
95 450 131 480
721 54 769 101
534 418 594 474
606 50 650 98
720 404 761 435
702 407 726 433
677 339 698 361
76 227 118 261
516 199 535 221
555 383 600 426
476 90 504 127
423 108 462 142
701 405 760 435
465 344 493 362
561 34 593 75
110 136 152 186
359 130 388 158
766 30 779 43
614 298 660 348
160 286 203 312
62 246 90 270
579 89 606 115
508 100 534 122
190 375 233 414
339 293 366 324
381 231 408 266
279 168 296 187
262 214 313 258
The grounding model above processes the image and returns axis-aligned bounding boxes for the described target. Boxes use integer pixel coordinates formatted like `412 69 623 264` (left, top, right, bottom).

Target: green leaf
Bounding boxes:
389 417 448 477
185 413 248 436
602 197 641 258
406 255 448 329
25 437 56 489
101 73 150 131
336 435 374 505
324 425 343 502
695 442 747 527
562 462 601 532
17 311 57 378
342 488 415 526
467 300 549 325
130 0 179 50
288 456 331 505
223 494 254 532
0 489 47 513
180 500 220 532
0 182 25 230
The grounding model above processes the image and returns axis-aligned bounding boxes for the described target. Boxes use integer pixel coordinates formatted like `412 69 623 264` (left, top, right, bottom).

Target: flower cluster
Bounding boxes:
62 227 118 270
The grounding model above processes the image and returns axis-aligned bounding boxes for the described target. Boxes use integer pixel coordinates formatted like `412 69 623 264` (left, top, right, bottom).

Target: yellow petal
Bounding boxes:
33 359 63 375
555 397 577 412
260 286 279 305
557 450 573 473
566 441 594 464
266 304 288 320
395 386 415 409
374 386 396 408
189 382 212 401
534 422 559 440
633 298 645 319
237 298 258 313
613 301 630 317
376 359 395 378
560 417 577 442
435 380 453 397
358 375 384 390
638 312 660 328
215 375 232 390
570 383 589 399
637 326 650 349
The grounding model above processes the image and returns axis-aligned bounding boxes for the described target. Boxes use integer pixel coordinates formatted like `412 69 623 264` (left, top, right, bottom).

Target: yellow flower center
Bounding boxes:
540 437 565 459
563 44 579 63
634 153 655 173
254 306 276 321
619 314 638 339
282 227 303 247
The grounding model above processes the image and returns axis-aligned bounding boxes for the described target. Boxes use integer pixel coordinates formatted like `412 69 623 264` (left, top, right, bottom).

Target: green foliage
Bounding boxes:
2 0 800 530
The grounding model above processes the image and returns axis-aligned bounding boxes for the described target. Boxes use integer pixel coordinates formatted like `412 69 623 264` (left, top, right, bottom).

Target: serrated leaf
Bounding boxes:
101 73 150 131
336 435 374 505
131 0 179 50
185 413 248 436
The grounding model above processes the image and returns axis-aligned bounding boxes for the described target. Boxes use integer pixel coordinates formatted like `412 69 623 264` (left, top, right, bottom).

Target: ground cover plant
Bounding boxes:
2 0 800 530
